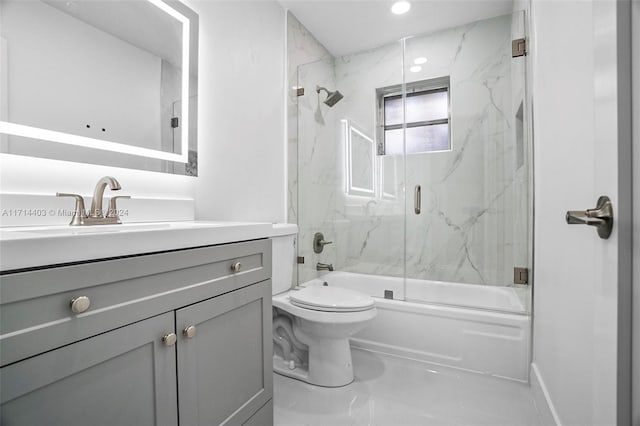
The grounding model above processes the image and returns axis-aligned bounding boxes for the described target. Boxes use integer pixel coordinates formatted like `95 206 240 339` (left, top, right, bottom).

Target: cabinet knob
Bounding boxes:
230 261 242 273
183 325 197 338
70 296 91 314
162 333 177 346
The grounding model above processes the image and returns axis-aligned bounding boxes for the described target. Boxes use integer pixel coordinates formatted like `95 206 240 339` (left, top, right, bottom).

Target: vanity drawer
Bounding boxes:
0 239 271 366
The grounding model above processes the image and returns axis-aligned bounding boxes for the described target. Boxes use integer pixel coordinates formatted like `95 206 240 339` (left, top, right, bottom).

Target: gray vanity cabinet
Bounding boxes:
0 239 273 426
177 281 273 426
0 312 179 426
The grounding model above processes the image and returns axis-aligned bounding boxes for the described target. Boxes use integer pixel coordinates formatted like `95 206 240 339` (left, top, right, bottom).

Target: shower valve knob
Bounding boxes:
313 232 332 253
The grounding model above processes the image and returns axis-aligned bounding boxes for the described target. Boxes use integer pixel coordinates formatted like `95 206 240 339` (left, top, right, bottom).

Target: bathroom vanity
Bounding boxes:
0 222 274 426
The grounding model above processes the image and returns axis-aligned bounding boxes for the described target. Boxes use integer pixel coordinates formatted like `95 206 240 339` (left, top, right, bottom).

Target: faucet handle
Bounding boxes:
106 195 130 221
56 192 87 226
313 232 333 253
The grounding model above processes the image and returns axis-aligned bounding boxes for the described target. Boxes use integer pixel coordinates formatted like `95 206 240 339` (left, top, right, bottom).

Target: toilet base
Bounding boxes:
272 291 377 388
273 347 355 388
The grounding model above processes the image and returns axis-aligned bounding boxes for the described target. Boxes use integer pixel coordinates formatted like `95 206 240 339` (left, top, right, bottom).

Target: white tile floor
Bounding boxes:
274 348 542 426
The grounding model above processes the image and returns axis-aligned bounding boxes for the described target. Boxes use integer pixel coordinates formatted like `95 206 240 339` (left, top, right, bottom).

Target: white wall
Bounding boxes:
191 0 285 223
0 0 287 225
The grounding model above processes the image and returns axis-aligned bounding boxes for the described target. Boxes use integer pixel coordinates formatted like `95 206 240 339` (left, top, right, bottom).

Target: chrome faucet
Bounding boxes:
57 176 129 226
316 262 334 272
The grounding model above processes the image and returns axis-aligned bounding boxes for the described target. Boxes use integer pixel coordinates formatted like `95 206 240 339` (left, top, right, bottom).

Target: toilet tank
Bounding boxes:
270 223 298 295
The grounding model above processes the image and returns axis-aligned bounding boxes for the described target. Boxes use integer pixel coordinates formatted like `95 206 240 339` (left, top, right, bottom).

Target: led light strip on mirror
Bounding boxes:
0 0 192 164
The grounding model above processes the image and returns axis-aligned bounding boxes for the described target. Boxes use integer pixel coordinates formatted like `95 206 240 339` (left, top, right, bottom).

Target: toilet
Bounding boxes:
270 224 377 387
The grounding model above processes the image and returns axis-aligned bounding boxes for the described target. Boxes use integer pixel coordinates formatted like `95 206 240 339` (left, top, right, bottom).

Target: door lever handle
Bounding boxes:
566 195 613 239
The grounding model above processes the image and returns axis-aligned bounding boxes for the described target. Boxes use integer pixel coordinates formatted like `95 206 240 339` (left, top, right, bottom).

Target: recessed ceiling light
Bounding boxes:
414 57 427 65
409 65 422 73
391 1 411 15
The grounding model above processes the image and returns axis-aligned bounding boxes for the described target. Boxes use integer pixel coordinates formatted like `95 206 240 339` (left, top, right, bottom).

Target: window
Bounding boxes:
377 76 451 155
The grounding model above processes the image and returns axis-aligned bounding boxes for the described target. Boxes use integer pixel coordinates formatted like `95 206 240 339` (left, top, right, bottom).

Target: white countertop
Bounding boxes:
0 221 274 272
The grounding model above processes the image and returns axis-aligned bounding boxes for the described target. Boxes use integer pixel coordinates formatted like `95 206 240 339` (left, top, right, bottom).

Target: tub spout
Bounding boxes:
316 262 333 271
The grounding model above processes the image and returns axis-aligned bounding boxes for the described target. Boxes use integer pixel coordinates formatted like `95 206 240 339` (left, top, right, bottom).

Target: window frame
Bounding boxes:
376 76 452 155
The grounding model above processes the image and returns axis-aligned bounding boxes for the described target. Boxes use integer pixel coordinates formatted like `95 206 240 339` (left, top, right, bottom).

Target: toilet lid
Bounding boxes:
289 286 375 312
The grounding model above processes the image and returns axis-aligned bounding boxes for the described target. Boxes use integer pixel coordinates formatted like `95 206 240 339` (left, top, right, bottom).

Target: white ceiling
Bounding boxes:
280 0 515 57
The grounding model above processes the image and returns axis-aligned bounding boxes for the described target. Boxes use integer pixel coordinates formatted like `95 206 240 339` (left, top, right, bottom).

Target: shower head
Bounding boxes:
316 86 344 107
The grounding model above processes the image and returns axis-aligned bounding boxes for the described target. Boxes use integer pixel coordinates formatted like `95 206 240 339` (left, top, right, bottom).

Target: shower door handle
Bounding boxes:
414 185 421 214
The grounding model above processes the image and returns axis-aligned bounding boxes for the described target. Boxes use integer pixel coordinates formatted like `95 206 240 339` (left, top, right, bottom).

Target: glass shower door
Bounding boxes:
401 11 532 313
295 40 407 300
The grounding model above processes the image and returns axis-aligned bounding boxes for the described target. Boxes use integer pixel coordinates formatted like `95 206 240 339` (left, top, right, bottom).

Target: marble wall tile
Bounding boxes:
286 13 333 225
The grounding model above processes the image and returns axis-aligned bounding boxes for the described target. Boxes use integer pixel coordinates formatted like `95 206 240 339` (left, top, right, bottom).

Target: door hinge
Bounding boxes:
297 256 305 264
513 267 529 285
296 87 305 97
171 117 179 128
512 38 527 57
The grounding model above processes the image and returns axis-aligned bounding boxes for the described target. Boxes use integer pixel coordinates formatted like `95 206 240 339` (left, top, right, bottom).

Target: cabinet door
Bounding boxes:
0 312 178 426
177 280 272 426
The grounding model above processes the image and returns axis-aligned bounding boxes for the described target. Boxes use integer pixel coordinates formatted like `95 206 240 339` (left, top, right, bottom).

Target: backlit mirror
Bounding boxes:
0 0 198 175
343 119 375 197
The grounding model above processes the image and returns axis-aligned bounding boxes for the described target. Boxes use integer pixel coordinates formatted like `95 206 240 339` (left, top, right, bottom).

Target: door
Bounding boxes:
295 52 407 299
176 280 272 426
530 1 632 425
0 312 178 426
401 11 532 311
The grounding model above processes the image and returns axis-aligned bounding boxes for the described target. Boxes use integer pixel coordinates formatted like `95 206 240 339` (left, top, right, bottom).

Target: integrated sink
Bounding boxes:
0 221 273 271
6 222 202 236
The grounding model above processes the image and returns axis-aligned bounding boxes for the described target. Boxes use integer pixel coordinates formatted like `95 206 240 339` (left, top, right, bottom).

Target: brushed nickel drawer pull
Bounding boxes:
230 262 242 273
183 325 196 338
162 333 177 346
70 296 91 314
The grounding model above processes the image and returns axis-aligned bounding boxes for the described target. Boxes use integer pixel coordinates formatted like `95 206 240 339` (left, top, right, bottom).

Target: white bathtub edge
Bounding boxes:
350 338 529 384
530 362 561 426
350 337 461 364
374 296 531 323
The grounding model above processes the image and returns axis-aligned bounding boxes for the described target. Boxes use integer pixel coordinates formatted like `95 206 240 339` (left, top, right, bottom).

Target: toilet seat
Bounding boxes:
290 286 375 312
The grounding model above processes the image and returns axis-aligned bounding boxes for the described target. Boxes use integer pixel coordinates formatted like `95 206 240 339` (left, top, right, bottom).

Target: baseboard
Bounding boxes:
530 362 561 426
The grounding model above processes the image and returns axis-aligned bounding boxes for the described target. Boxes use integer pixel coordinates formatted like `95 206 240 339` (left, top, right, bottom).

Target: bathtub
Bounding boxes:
302 271 531 382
